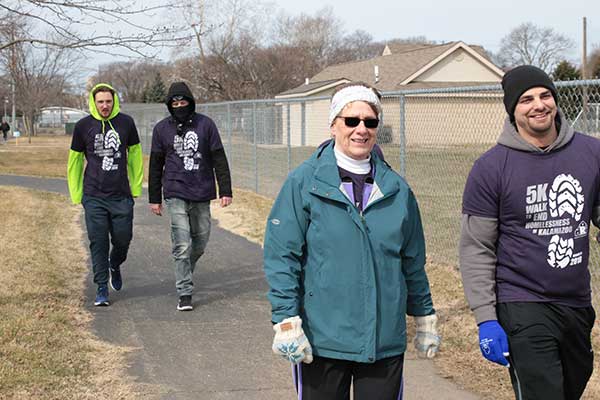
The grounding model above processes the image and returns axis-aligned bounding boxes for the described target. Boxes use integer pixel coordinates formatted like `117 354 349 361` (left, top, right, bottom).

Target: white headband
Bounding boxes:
329 85 382 127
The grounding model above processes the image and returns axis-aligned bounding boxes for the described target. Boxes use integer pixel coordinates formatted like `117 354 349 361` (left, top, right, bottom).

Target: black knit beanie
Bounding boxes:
501 65 558 121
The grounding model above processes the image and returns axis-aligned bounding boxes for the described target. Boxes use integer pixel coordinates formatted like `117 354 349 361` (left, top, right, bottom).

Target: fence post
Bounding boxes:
399 95 406 177
287 103 291 172
301 102 306 147
145 110 150 153
227 103 232 170
253 102 258 193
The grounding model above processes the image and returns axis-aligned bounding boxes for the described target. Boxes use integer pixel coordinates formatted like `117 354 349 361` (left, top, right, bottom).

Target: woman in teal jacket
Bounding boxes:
264 82 440 399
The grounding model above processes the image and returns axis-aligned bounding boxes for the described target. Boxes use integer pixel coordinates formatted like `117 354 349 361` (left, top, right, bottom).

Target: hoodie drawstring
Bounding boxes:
102 119 122 145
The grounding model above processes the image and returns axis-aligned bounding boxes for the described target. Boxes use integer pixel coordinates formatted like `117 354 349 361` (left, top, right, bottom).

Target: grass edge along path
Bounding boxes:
0 186 139 400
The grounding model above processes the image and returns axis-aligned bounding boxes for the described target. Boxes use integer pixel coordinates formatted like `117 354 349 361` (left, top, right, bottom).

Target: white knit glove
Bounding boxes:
272 316 313 364
414 314 441 359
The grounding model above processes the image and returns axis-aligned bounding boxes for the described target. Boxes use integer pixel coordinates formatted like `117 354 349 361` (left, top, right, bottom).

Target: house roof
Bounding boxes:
279 41 503 97
276 78 349 98
382 42 438 55
384 42 493 62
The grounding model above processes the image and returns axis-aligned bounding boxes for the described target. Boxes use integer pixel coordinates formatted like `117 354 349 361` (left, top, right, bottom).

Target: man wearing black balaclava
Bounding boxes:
148 81 232 311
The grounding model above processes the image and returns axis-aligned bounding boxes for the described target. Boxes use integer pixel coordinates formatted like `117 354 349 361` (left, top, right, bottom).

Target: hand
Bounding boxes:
149 203 163 216
220 196 232 208
414 314 441 358
478 320 510 367
272 316 313 364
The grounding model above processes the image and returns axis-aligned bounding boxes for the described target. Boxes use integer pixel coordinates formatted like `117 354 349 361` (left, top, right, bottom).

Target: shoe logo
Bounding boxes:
547 235 574 268
184 131 199 152
548 174 584 221
104 129 121 151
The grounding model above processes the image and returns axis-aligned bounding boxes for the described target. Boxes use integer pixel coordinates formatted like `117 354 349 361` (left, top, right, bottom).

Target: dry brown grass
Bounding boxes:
0 135 150 181
210 188 274 246
0 136 71 177
428 262 600 399
0 186 137 399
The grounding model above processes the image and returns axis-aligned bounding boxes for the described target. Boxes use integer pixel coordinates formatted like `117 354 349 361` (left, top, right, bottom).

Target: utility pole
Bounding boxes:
10 78 16 135
582 17 588 79
10 23 16 135
582 17 588 133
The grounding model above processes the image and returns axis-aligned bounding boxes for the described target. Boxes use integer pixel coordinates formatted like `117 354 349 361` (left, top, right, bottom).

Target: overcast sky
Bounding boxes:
82 0 598 83
272 0 597 61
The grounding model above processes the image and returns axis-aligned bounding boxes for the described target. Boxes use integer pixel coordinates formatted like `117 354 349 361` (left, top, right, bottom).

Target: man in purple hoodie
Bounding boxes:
460 66 599 399
148 82 232 311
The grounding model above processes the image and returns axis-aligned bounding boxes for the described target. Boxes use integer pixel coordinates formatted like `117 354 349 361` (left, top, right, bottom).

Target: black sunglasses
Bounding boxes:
338 116 379 128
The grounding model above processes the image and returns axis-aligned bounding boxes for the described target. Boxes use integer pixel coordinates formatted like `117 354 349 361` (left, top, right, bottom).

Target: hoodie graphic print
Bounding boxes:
174 131 201 171
95 129 122 171
67 83 142 201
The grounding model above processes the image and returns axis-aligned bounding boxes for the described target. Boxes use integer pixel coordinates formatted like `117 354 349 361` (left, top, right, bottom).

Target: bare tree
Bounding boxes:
0 0 189 55
498 22 574 72
170 0 273 101
589 45 600 78
331 30 381 64
391 36 434 45
274 7 344 74
91 61 171 102
0 15 81 141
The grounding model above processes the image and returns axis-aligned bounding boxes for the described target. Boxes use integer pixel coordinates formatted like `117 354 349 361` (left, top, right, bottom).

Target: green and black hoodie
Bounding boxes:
67 83 143 204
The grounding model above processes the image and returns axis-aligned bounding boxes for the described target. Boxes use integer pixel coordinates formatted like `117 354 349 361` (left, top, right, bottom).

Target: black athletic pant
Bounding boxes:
497 302 595 400
82 194 134 286
293 354 404 400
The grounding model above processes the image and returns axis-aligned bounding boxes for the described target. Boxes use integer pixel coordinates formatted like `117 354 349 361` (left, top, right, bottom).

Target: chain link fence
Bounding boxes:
122 79 600 301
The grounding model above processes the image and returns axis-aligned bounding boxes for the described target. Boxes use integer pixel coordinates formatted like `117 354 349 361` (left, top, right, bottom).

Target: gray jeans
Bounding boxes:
165 198 211 296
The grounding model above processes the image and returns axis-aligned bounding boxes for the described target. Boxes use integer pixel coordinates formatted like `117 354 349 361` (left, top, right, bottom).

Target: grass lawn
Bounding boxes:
0 186 136 399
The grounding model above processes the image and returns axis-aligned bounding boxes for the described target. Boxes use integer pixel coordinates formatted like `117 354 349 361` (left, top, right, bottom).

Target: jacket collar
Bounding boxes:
310 140 399 201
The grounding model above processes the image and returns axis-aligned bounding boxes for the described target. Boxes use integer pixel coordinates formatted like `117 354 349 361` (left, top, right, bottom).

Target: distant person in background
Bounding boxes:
148 82 232 312
67 83 144 307
264 81 440 400
1 118 9 143
460 65 599 400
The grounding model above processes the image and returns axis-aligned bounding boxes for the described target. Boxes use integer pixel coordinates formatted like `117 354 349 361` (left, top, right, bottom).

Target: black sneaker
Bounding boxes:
177 295 193 311
109 267 122 291
94 285 110 306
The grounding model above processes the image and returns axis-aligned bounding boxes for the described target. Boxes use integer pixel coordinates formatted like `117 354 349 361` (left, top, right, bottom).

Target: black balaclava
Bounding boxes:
501 65 558 123
166 82 196 128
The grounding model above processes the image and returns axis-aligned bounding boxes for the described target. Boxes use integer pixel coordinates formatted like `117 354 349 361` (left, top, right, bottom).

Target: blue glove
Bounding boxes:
478 320 510 367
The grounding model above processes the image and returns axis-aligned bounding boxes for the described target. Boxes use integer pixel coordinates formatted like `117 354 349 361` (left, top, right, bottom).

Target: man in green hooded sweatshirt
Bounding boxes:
67 83 144 306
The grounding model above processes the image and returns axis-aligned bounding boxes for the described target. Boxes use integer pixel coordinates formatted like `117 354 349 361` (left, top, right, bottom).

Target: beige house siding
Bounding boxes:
416 49 502 83
281 99 330 147
280 94 505 148
403 96 505 146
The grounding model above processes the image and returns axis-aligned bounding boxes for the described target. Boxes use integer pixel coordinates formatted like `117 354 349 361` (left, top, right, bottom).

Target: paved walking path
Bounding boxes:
1 174 481 400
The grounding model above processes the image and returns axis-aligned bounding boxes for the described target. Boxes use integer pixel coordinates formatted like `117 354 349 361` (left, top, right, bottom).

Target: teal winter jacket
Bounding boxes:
264 141 434 363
